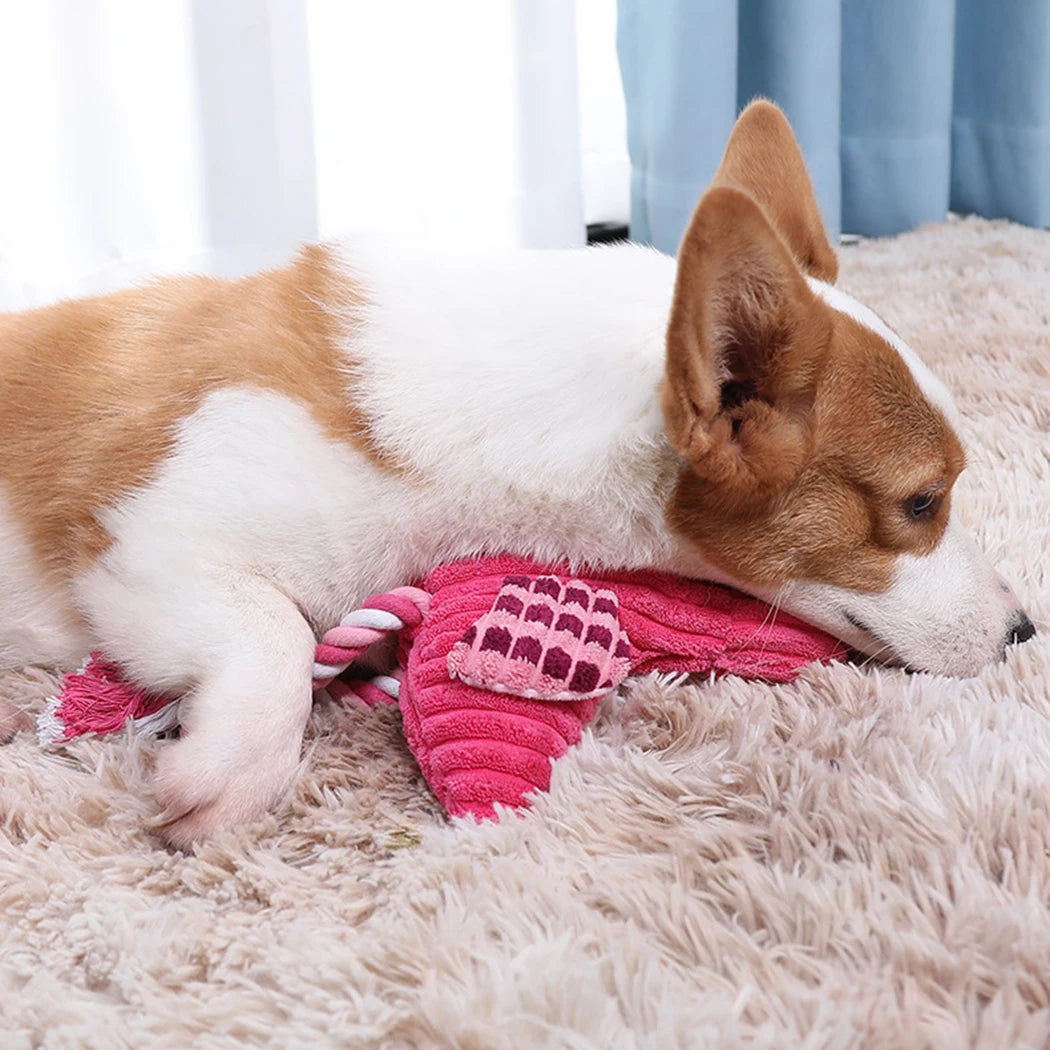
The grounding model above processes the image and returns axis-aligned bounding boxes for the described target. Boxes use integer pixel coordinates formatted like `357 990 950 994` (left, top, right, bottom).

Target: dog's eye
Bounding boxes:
907 492 940 520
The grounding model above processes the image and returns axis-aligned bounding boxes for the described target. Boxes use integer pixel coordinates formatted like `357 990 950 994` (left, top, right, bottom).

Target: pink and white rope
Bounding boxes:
312 587 431 704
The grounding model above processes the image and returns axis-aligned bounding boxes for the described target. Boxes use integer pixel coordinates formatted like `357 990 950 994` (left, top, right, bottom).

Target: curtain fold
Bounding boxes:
619 0 1050 253
951 0 1050 228
840 0 956 236
617 0 738 249
0 0 318 308
737 0 841 241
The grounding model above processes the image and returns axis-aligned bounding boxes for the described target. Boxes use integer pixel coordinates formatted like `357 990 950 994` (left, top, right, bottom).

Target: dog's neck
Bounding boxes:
332 239 700 577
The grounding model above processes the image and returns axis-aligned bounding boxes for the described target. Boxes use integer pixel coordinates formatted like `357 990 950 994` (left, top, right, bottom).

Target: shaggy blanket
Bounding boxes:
1 217 1048 1049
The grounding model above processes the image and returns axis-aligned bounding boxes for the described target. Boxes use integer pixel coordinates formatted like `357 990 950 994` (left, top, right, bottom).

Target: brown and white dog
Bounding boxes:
0 102 1034 845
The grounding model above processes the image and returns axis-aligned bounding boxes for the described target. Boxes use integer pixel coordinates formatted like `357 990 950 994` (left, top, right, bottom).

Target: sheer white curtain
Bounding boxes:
577 0 629 228
0 0 627 311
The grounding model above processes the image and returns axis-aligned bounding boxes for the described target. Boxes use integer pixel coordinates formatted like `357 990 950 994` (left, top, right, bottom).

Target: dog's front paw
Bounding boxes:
152 735 301 849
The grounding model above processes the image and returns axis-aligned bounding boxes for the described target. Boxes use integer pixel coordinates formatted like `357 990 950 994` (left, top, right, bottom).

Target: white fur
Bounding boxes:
762 518 1020 677
341 241 685 573
59 245 694 842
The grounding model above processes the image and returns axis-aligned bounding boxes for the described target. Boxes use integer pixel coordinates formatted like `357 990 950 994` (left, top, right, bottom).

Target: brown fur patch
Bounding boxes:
0 244 387 580
668 306 965 594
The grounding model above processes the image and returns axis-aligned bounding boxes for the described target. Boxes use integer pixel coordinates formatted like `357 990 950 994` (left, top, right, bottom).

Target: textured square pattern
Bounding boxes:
447 575 632 701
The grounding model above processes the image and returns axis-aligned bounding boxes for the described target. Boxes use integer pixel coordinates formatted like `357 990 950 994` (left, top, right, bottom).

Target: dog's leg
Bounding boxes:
81 565 316 848
153 581 315 848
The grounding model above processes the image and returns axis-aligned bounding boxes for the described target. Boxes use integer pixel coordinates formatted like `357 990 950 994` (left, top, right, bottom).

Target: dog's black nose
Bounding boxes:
1007 610 1037 646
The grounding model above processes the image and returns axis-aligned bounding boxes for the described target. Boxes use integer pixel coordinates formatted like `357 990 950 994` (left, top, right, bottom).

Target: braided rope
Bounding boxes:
312 587 431 701
324 670 406 706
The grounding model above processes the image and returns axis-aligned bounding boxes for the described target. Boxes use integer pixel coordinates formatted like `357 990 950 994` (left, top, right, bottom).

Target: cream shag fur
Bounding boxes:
1 217 1048 1049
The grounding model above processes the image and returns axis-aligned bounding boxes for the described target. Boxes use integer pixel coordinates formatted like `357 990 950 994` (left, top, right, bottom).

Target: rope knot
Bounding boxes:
311 586 431 692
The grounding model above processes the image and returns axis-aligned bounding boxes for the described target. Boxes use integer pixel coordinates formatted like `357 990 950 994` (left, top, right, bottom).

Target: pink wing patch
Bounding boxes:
447 575 632 701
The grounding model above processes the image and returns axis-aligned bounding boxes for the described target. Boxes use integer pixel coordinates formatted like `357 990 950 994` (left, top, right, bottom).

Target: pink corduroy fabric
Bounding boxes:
398 556 846 819
42 556 846 820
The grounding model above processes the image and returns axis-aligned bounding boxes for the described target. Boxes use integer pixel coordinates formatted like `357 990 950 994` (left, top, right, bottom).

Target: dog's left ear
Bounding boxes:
711 100 838 284
662 186 831 507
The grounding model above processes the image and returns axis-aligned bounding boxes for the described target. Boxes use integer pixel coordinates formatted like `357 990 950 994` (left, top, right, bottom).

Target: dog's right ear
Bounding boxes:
662 186 831 508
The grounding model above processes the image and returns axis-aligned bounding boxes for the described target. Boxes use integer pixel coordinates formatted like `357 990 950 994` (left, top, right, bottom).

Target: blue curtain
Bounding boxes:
618 0 1050 253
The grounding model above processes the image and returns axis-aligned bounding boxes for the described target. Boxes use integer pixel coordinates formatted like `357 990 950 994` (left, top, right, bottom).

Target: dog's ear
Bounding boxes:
711 100 837 284
663 185 831 507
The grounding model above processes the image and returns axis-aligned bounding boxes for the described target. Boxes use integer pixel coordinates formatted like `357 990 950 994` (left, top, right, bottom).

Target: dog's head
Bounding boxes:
663 100 1034 676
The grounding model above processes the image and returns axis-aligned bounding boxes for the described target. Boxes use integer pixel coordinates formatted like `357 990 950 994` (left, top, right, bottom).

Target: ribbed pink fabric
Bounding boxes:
399 556 846 819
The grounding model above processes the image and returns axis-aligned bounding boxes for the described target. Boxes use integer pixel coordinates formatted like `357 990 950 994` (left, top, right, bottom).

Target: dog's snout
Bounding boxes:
1006 610 1037 647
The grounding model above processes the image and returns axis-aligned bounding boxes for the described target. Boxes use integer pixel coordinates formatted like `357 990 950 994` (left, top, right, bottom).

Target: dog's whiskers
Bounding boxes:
852 640 897 670
741 582 793 657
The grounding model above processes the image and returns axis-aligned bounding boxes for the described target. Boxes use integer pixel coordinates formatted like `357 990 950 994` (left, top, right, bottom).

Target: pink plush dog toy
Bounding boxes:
41 556 846 819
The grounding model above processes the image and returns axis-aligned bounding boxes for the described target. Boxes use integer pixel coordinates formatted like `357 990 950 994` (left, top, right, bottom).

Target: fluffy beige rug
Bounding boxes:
1 216 1048 1049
